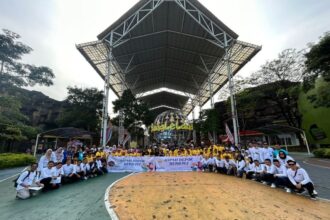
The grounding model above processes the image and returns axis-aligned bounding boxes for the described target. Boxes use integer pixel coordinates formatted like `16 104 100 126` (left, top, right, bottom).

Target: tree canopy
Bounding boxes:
57 87 103 132
0 29 55 87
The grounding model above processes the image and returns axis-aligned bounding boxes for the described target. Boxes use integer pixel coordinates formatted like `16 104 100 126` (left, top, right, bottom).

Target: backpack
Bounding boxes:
13 171 31 188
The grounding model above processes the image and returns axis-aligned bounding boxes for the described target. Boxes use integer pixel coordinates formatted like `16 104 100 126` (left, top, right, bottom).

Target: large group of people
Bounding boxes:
15 141 318 200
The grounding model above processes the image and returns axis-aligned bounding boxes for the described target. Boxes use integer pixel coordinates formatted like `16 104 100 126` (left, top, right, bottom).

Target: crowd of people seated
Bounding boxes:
15 141 318 200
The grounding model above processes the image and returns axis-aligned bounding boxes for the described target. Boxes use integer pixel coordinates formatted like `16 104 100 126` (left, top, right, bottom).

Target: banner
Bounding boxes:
107 156 201 172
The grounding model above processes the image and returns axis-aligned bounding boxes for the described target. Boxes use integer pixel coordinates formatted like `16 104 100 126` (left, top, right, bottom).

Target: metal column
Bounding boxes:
225 39 239 146
101 33 113 148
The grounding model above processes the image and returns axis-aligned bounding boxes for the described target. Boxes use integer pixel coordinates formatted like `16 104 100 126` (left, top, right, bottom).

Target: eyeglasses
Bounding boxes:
288 164 295 166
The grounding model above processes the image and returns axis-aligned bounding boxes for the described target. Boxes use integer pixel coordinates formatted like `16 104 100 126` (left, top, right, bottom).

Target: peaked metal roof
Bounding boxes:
77 0 261 116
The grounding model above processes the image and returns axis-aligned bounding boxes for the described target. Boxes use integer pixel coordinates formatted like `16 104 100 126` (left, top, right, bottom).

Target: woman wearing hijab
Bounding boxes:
54 147 64 163
277 150 294 167
38 149 56 171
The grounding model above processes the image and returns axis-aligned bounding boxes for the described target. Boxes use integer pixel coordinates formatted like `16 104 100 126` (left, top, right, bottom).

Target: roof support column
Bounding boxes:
101 32 113 148
225 38 240 146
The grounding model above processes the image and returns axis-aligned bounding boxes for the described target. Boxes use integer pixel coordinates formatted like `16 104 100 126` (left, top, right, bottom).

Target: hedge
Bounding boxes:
0 153 36 169
313 148 330 159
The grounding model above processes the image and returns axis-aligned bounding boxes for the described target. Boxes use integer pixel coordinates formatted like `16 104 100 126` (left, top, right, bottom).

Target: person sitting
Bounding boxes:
90 157 100 177
206 154 216 172
215 155 225 174
75 160 86 180
236 155 246 178
286 160 318 199
223 156 236 175
40 161 56 191
15 163 44 199
81 158 91 179
51 162 63 189
245 157 255 179
96 156 107 175
260 159 274 185
246 160 264 181
277 150 295 167
38 149 56 171
62 158 79 184
270 159 288 188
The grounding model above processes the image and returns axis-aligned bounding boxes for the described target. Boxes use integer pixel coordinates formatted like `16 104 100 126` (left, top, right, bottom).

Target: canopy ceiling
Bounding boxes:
77 0 261 116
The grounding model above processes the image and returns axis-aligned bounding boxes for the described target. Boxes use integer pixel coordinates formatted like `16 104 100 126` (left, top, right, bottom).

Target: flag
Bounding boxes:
106 120 113 144
225 123 234 144
122 129 131 146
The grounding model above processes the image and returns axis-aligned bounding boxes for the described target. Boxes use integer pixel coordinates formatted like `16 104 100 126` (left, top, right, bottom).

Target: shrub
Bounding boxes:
0 153 36 169
313 148 330 159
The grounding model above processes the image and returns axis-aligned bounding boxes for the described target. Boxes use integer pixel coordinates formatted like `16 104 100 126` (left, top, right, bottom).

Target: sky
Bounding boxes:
1 0 330 117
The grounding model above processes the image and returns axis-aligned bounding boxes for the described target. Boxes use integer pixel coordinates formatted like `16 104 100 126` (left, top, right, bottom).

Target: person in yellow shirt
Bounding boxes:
96 149 106 158
86 153 94 163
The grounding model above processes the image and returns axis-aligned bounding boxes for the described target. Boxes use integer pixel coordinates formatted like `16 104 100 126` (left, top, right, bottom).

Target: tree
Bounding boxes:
248 49 306 86
57 87 103 132
112 90 154 128
303 32 330 107
0 95 38 143
0 29 55 87
217 75 247 101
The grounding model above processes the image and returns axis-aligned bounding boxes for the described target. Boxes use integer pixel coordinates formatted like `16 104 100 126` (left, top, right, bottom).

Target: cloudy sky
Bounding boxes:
1 0 330 117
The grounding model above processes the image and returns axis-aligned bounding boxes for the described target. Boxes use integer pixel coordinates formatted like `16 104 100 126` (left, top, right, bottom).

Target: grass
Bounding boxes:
298 78 330 147
0 153 36 169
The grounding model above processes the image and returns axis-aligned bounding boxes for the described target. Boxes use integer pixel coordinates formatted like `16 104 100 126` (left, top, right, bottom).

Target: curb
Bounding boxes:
104 173 137 220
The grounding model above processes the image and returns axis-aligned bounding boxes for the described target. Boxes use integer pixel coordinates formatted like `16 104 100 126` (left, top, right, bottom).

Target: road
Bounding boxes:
0 172 129 220
291 153 330 200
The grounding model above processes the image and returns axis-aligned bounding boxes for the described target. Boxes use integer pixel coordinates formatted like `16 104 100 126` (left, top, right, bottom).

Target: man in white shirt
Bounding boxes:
236 155 246 178
286 160 318 199
260 159 275 184
16 163 44 199
271 159 289 188
206 154 216 172
223 156 236 175
81 158 91 178
62 158 78 184
75 160 85 180
51 162 63 189
40 161 55 191
247 160 264 181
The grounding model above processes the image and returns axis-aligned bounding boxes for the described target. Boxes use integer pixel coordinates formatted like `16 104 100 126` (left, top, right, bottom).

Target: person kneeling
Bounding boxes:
15 163 44 199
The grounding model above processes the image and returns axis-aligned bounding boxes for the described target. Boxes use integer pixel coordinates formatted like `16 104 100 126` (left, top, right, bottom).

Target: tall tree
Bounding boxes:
58 87 103 132
0 29 55 87
303 32 330 107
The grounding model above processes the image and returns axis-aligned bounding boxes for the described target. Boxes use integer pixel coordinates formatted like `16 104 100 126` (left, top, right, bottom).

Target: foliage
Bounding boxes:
305 32 330 81
0 95 37 141
218 75 247 101
303 32 330 107
0 29 55 87
313 148 330 159
248 49 306 86
0 153 36 169
198 108 220 134
112 90 154 128
57 87 103 132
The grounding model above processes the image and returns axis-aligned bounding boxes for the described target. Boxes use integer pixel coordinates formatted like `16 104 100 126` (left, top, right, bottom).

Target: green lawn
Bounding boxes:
298 79 330 147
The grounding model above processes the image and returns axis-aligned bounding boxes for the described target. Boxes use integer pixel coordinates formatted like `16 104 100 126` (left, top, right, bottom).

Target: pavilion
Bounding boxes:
76 0 261 146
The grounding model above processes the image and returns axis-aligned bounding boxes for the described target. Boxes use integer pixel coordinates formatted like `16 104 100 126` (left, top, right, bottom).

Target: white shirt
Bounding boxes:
273 165 287 177
54 152 64 163
16 171 38 191
75 164 82 173
51 167 64 184
277 155 294 166
264 164 274 174
245 162 255 172
253 164 264 173
96 159 103 169
216 159 224 168
41 167 54 179
62 164 76 176
206 157 216 165
38 155 56 171
236 160 246 171
287 168 312 185
80 163 90 173
224 159 236 169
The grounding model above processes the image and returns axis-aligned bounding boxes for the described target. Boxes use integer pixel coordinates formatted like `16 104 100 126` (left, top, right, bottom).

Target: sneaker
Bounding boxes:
262 181 267 185
313 190 318 195
310 194 317 200
286 188 292 193
84 177 88 180
271 183 276 188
